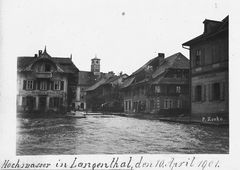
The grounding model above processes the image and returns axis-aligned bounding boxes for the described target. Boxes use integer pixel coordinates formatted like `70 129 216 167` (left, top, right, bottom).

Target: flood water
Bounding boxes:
17 114 229 155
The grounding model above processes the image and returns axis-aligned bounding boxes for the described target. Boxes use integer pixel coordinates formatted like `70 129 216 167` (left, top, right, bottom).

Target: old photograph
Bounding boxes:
12 0 229 155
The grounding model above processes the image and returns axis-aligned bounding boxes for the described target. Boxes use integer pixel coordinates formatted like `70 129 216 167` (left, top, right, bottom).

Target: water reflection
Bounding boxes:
17 115 228 155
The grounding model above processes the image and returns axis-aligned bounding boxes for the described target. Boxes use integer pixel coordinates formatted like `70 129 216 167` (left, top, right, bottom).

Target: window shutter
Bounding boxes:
60 98 63 106
220 82 225 100
33 97 36 108
37 80 40 90
49 97 53 107
208 84 212 101
49 81 52 90
33 80 36 90
61 81 64 90
201 48 205 65
23 80 26 90
202 85 206 101
22 97 26 106
50 81 53 90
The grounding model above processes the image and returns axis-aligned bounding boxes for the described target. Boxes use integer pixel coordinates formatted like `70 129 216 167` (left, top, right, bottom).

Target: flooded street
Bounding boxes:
17 115 229 155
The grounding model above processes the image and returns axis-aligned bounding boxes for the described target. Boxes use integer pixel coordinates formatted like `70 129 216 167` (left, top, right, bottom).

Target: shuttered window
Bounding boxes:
212 83 220 100
54 81 61 90
24 80 34 90
40 81 48 90
22 97 27 106
155 85 161 93
176 86 181 93
195 85 202 102
220 82 225 100
50 97 63 108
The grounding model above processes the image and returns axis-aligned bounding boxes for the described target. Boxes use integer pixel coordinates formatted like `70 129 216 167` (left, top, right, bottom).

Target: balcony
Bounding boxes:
35 72 52 78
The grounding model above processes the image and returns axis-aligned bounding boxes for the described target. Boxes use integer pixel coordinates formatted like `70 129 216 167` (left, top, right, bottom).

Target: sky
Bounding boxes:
1 0 229 75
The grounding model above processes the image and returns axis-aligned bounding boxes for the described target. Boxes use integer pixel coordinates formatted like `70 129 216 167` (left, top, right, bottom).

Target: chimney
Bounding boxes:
158 53 165 60
38 50 42 56
70 54 72 60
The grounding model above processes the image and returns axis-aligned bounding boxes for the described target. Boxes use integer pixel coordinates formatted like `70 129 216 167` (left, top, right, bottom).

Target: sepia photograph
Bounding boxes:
0 0 232 159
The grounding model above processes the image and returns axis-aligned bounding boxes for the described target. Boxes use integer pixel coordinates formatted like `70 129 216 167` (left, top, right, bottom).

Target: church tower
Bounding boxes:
91 56 100 75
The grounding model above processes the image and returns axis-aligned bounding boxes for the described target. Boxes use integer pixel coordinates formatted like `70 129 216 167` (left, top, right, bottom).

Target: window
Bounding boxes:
50 97 63 108
195 85 202 102
26 80 34 90
176 86 181 93
212 83 220 100
155 85 161 93
54 81 61 90
177 100 182 108
128 101 131 111
125 101 128 111
40 81 48 90
22 96 35 109
164 99 173 109
195 50 201 66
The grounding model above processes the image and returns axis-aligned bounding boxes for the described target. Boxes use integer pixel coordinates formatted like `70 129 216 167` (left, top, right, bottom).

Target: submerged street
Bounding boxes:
17 114 229 155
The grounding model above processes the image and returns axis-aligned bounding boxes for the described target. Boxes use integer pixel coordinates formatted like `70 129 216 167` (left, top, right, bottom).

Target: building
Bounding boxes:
121 52 190 116
73 57 108 110
182 16 228 122
85 73 127 112
91 56 101 75
17 47 79 113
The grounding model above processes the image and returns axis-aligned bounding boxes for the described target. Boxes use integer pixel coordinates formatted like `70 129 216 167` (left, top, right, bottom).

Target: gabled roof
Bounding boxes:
17 50 79 73
152 52 189 78
131 56 160 76
182 16 228 46
121 52 189 88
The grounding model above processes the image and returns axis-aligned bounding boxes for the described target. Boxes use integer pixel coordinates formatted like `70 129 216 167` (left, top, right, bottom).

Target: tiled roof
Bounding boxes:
152 52 189 78
85 78 108 91
182 16 228 46
131 56 159 76
17 56 79 73
103 76 120 84
121 52 189 88
120 76 135 89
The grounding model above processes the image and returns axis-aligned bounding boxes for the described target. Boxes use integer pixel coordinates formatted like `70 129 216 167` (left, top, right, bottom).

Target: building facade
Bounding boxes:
17 48 79 113
121 52 190 116
182 16 228 122
86 73 127 112
73 57 108 110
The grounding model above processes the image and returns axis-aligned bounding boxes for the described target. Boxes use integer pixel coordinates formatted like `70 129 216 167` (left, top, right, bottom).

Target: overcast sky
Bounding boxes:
1 0 229 75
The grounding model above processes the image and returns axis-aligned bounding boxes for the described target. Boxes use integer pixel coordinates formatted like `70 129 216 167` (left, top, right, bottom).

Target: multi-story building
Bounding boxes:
182 16 228 122
85 73 127 112
17 47 79 113
73 57 108 110
121 52 190 116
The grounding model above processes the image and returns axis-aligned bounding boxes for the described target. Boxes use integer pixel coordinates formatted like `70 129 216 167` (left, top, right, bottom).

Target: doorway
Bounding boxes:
39 96 47 112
